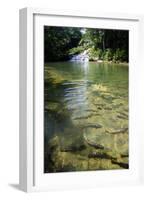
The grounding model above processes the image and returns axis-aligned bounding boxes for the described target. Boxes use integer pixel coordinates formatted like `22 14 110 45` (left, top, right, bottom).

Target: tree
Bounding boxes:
44 26 129 62
44 26 82 62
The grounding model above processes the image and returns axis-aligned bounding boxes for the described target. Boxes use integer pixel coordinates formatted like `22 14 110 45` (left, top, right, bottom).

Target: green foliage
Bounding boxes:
68 46 85 55
44 26 128 63
103 49 113 61
88 47 103 61
88 48 127 62
44 26 82 62
112 49 127 62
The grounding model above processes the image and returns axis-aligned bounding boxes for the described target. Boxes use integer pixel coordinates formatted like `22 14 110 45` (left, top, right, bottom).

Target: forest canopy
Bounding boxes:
44 26 129 63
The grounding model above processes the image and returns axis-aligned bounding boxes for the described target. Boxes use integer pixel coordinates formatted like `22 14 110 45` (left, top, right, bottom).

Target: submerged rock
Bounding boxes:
45 102 60 112
45 131 128 172
91 84 108 93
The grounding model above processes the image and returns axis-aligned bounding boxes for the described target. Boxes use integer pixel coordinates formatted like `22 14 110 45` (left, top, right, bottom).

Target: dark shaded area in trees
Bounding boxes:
44 26 129 62
44 26 82 62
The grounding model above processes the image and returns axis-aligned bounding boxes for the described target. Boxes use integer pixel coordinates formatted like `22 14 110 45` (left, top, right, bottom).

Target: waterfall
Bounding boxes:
70 50 89 62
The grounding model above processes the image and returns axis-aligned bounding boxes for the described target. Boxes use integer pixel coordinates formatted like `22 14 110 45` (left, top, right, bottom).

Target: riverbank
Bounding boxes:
45 60 129 66
69 47 128 63
92 60 128 65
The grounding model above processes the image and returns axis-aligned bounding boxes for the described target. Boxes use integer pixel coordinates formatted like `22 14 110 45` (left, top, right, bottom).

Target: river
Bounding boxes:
44 61 129 172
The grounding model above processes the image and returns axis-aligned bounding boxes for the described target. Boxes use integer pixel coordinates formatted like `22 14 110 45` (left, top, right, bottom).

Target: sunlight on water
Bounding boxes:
44 61 129 173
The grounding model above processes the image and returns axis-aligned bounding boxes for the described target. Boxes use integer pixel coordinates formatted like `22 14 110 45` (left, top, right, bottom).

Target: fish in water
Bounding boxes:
84 109 98 113
73 113 99 120
117 114 127 119
111 160 129 169
73 115 92 120
82 123 102 129
106 127 128 134
83 133 105 150
118 112 128 116
88 152 113 159
60 144 86 152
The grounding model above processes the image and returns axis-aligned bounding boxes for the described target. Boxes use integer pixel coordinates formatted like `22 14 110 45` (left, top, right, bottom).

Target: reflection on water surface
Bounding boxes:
44 61 129 173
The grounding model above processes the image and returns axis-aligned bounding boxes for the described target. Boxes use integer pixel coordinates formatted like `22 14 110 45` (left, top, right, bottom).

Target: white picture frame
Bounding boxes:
19 7 144 192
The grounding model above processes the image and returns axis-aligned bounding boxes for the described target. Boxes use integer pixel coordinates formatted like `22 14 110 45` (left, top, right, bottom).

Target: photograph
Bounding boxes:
44 26 129 173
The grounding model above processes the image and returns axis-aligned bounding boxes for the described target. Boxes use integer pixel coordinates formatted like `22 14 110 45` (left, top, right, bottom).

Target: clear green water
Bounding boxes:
44 61 129 173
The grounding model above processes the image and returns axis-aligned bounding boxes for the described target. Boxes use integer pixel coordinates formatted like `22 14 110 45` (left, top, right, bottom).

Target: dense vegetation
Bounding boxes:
44 26 82 62
44 26 128 63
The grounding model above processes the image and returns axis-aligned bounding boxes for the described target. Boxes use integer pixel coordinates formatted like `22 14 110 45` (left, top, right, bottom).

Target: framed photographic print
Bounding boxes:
19 8 144 192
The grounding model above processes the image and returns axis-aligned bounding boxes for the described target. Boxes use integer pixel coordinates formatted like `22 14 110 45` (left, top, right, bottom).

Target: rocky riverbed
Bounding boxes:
44 62 129 173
